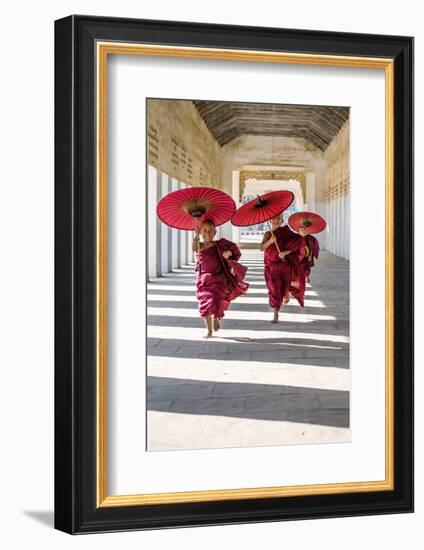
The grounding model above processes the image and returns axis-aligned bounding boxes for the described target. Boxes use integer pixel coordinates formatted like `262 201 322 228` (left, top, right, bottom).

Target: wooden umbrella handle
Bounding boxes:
255 195 282 254
195 220 202 275
266 220 281 254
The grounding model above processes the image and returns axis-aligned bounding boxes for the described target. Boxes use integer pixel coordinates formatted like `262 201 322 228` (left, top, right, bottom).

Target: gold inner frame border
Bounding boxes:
96 42 394 508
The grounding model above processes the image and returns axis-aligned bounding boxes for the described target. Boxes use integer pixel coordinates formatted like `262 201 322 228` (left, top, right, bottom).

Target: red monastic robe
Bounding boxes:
264 226 306 309
301 234 320 279
195 238 249 319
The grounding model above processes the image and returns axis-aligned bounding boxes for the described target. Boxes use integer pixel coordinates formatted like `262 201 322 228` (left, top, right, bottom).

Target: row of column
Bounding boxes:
148 166 195 279
325 194 350 260
147 164 349 271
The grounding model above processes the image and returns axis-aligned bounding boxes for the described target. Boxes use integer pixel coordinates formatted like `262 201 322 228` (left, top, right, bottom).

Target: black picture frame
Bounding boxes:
55 15 414 534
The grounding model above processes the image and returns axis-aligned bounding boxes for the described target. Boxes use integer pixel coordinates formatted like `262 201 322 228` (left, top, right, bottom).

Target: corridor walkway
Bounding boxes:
147 249 350 451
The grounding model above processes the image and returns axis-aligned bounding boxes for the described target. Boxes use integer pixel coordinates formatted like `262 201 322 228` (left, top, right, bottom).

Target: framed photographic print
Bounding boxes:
54 15 414 534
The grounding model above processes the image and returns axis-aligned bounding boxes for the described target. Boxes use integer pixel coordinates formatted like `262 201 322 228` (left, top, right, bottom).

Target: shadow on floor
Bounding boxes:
147 337 349 368
147 376 350 428
147 314 349 333
147 299 340 315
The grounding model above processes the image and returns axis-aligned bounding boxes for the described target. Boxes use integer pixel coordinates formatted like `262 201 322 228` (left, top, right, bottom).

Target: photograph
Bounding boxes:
146 98 350 451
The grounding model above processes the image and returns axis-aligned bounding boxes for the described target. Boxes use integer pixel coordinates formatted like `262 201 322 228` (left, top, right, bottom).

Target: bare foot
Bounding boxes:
213 318 221 332
203 331 213 339
284 296 289 304
271 311 279 324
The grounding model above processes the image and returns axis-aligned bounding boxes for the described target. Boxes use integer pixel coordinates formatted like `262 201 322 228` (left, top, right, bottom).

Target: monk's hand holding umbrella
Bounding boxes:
278 249 292 260
192 226 201 260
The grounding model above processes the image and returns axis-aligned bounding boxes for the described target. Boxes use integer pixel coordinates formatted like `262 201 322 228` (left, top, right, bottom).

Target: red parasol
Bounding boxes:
231 190 294 255
288 211 327 235
231 190 294 227
157 186 236 230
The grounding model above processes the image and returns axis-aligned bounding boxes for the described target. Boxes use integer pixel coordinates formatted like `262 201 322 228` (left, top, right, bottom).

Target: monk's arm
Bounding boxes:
313 237 320 259
224 240 241 261
286 235 305 252
260 231 274 252
276 235 304 259
192 235 203 253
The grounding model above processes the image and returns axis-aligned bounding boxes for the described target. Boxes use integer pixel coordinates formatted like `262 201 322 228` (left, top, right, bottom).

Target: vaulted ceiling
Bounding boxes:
193 101 349 150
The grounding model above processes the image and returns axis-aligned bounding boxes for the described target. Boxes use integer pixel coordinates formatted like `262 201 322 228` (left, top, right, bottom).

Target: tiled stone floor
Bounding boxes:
147 249 350 451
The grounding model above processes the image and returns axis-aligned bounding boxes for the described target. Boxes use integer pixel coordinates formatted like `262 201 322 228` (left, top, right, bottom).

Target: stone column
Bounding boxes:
147 165 158 279
171 178 179 270
232 170 240 244
187 230 194 264
155 170 162 277
344 194 350 259
160 172 171 274
305 171 315 212
217 165 234 241
180 182 187 266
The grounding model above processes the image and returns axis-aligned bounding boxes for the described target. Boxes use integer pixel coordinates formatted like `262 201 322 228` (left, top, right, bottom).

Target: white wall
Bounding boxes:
0 2 421 550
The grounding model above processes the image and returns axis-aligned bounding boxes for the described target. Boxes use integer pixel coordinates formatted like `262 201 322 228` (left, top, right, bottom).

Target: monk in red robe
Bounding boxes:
260 214 306 323
298 226 320 282
193 220 248 338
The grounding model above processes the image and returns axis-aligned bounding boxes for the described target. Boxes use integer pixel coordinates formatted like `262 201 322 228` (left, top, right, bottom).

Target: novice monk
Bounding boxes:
193 220 248 338
260 214 306 323
298 226 320 282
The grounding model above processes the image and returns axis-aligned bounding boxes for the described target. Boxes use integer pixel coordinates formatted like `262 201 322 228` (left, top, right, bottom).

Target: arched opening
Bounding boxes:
231 168 307 244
